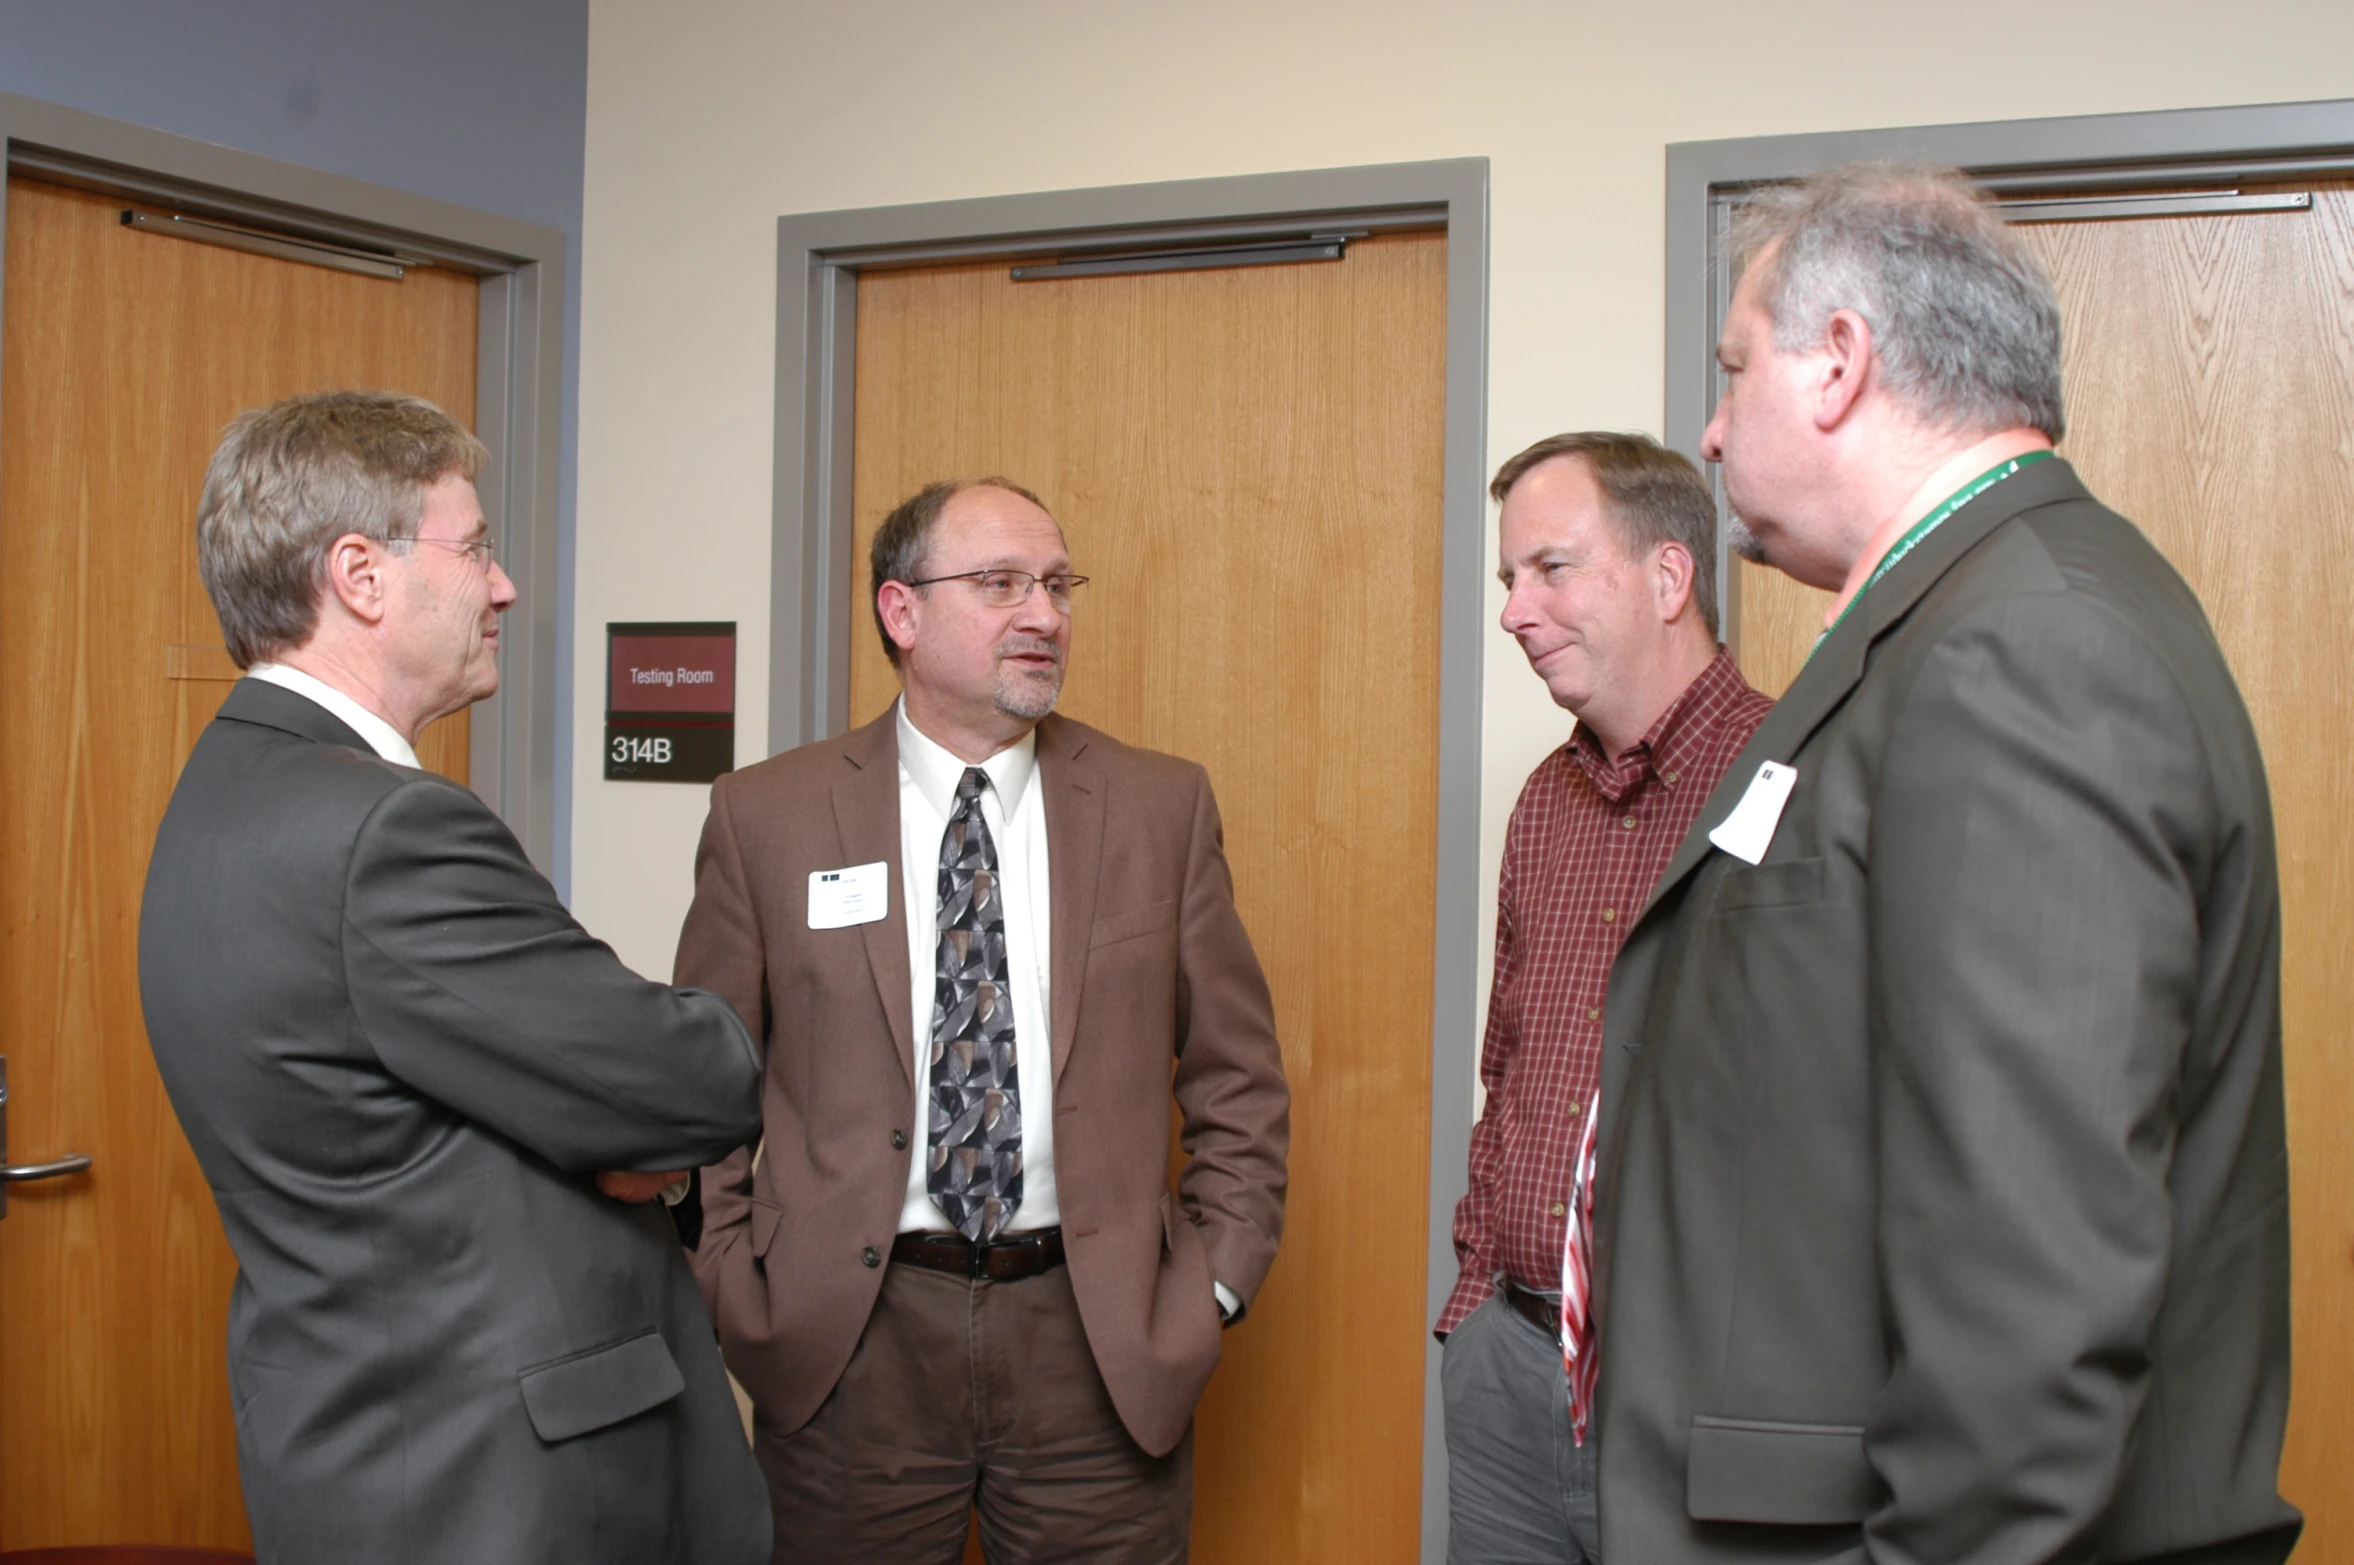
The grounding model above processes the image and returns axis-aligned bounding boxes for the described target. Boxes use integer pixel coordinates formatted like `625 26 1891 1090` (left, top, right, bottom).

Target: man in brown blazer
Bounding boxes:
675 476 1289 1563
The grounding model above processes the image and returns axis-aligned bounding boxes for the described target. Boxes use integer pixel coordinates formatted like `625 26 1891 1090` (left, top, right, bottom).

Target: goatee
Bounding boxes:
1726 513 1768 565
993 640 1064 721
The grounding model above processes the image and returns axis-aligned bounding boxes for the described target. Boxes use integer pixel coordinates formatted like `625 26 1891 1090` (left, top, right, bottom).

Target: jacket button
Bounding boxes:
891 1129 908 1149
861 1247 881 1268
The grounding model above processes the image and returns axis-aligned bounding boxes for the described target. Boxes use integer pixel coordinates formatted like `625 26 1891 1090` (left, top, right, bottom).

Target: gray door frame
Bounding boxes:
1665 94 2354 650
769 157 1488 1561
0 90 567 871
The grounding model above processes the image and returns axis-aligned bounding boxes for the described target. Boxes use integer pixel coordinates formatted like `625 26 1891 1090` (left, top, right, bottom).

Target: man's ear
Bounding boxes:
323 533 393 627
876 579 922 659
1813 307 1875 431
1652 540 1697 624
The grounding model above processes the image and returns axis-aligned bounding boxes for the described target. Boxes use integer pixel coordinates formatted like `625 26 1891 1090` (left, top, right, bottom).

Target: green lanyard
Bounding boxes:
1811 449 2054 657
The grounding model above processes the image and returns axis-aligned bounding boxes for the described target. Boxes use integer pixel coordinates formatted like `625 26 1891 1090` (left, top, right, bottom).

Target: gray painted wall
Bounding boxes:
0 0 586 891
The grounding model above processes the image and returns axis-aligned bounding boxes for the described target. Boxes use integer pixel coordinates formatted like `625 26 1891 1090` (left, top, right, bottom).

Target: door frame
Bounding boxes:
0 90 567 870
769 158 1488 1561
1663 94 2354 657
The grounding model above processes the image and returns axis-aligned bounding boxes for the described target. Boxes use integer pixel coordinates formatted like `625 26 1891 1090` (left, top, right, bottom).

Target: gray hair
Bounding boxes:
1491 431 1724 638
1729 163 2065 441
867 476 1048 668
196 390 487 668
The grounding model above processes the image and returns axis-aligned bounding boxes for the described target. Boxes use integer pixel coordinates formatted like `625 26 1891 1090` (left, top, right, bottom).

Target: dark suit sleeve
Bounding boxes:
1862 594 2206 1563
1170 768 1290 1307
672 775 771 1294
340 775 764 1174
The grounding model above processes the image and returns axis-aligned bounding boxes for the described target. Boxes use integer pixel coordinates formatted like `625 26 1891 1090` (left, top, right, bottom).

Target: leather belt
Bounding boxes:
891 1227 1066 1282
1502 1278 1562 1344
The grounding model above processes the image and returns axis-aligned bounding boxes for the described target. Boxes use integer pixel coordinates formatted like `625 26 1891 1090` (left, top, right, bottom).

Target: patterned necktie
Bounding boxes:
926 767 1023 1242
1559 1092 1601 1445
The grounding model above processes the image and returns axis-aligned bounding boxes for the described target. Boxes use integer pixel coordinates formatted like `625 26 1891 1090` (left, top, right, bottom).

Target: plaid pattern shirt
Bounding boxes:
1439 651 1771 1335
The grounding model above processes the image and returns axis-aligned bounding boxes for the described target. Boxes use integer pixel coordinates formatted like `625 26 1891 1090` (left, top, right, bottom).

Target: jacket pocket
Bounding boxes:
1710 856 1826 915
517 1328 685 1443
1090 899 1177 950
1687 1414 1874 1524
749 1196 786 1260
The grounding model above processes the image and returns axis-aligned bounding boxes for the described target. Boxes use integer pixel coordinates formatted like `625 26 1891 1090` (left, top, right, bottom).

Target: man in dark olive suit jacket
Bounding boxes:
1591 167 2299 1564
139 392 771 1565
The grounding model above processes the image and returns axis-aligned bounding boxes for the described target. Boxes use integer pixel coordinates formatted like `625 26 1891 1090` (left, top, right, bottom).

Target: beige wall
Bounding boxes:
571 0 2354 1000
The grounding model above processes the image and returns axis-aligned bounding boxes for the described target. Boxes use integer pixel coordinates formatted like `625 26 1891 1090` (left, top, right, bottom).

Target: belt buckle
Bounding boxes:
966 1238 989 1280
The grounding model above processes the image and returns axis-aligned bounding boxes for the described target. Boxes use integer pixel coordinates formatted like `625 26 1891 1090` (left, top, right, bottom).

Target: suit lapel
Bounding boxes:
831 710 915 1088
1637 458 2093 925
1604 461 2091 1150
1037 715 1103 1087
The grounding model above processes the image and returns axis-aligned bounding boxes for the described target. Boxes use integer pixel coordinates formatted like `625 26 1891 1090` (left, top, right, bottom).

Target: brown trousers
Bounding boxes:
754 1257 1192 1564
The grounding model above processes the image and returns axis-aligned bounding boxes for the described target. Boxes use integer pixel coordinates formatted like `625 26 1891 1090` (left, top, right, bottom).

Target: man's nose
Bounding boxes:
1699 406 1727 463
1014 580 1065 632
488 559 519 609
1499 577 1536 636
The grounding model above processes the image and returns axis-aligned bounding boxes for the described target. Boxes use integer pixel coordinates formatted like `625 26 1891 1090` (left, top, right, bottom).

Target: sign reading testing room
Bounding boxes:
605 622 735 783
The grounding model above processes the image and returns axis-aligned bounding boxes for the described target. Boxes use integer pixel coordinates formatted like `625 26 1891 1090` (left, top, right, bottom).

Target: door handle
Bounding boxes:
2 1154 94 1182
0 1054 94 1216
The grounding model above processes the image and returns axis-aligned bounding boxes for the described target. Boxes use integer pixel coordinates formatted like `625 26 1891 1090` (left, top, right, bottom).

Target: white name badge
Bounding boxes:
808 862 889 929
1708 761 1798 867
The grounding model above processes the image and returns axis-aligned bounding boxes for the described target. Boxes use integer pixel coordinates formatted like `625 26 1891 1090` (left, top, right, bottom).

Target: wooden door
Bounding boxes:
1730 181 2354 1562
850 231 1447 1562
0 176 477 1551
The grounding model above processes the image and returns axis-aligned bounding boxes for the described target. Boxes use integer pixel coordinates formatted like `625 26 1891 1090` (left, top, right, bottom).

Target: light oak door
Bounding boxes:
0 176 476 1551
850 230 1447 1563
1731 181 2354 1564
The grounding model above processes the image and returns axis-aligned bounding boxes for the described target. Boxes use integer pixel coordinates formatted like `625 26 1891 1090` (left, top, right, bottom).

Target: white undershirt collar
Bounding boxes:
246 663 421 768
895 702 1037 817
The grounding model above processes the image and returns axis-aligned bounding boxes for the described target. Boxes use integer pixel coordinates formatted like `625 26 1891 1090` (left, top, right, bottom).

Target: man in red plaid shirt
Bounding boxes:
1440 432 1770 1564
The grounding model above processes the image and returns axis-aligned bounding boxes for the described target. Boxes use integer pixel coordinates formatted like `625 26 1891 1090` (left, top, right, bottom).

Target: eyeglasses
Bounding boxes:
904 568 1089 612
398 535 498 572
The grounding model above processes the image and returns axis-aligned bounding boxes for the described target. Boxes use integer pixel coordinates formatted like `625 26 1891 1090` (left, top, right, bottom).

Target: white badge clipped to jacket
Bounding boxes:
808 861 889 929
1708 761 1798 866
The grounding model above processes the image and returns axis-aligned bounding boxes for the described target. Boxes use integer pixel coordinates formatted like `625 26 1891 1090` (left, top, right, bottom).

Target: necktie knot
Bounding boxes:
956 767 989 807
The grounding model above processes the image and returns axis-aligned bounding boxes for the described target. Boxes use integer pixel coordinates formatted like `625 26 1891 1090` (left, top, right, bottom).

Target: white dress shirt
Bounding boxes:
895 700 1061 1235
246 663 419 767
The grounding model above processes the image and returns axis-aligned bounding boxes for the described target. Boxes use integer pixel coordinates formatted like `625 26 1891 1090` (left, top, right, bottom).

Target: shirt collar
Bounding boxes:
246 663 420 768
1565 648 1747 803
896 698 1037 817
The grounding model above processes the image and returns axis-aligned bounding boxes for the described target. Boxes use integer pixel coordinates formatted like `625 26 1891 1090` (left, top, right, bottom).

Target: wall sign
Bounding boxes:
606 621 735 783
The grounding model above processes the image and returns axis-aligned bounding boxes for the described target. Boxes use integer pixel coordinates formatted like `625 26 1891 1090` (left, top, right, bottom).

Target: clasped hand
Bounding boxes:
597 1169 687 1203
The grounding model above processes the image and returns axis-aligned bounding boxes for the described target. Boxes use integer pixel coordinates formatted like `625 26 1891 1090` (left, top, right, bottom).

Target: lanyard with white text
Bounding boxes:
1810 448 2055 659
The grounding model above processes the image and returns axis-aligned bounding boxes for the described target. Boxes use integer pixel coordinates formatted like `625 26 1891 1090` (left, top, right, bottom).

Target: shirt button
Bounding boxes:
890 1129 908 1150
1567 1101 1582 1115
1664 771 1679 785
1587 1008 1601 1021
1621 815 1638 830
1600 908 1617 923
861 1247 881 1268
1550 1202 1568 1217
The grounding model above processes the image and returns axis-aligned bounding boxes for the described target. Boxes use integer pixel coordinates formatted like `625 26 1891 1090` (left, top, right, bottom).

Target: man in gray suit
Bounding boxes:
1591 165 2299 1563
140 391 771 1565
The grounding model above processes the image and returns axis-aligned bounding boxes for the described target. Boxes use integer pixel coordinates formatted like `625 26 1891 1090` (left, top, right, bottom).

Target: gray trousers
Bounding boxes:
1442 1291 1601 1565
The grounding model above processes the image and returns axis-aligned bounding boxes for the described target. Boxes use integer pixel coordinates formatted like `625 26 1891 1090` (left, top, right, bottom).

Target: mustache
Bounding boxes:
996 636 1064 666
